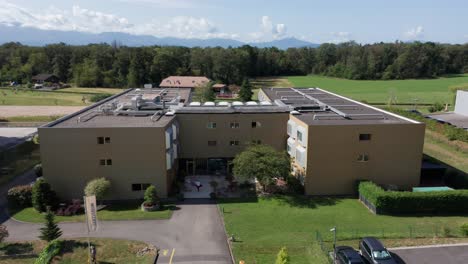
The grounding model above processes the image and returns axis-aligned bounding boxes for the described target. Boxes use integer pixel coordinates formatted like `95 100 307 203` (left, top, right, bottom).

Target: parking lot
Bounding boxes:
391 244 468 264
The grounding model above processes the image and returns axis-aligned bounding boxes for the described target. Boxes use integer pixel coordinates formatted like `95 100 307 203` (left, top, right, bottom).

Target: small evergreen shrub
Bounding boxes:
144 185 159 206
275 247 289 264
32 179 57 213
39 210 62 242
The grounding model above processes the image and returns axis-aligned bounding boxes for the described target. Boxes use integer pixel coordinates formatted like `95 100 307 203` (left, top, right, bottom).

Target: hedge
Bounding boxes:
359 181 468 215
34 240 63 264
7 185 32 208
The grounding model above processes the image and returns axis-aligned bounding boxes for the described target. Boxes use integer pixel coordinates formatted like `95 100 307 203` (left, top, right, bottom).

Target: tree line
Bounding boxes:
0 41 466 87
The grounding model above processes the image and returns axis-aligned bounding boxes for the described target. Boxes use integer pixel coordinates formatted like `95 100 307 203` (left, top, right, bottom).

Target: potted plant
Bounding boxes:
141 185 160 212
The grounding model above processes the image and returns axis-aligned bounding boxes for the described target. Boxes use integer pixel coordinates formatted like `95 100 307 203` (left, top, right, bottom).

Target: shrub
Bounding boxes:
0 225 9 243
286 176 304 194
89 93 112 102
428 102 444 113
7 185 33 208
359 181 468 215
32 179 57 213
34 240 63 264
275 247 289 264
55 200 83 216
39 210 62 242
461 224 468 237
143 185 159 206
84 178 110 201
443 226 452 237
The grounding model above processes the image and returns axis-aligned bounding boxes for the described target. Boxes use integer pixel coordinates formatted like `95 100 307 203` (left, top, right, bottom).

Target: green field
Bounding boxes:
0 87 123 106
287 74 468 105
221 197 468 264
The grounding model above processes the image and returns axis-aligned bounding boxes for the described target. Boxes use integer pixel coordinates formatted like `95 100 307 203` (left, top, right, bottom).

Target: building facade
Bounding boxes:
39 86 425 200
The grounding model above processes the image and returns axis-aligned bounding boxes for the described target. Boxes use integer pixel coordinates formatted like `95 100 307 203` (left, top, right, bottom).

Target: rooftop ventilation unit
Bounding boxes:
290 110 301 115
245 101 258 106
232 101 243 106
260 101 273 106
217 101 230 107
165 111 175 116
203 102 215 106
189 102 201 106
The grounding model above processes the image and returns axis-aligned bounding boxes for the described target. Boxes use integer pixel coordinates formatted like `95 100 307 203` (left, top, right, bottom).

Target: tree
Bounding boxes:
275 247 289 264
233 144 290 191
194 82 215 102
39 210 62 242
143 185 159 206
84 178 110 202
32 179 56 213
238 79 253 101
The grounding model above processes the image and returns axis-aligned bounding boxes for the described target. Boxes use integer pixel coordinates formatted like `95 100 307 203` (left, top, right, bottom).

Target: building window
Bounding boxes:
251 121 261 128
131 183 151 191
97 137 111 144
208 140 217 146
359 134 371 141
99 159 112 166
297 131 303 142
230 122 240 128
230 140 240 146
207 122 217 129
357 154 369 162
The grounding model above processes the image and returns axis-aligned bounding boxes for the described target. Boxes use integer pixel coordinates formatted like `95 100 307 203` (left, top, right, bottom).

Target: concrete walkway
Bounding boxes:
0 172 232 263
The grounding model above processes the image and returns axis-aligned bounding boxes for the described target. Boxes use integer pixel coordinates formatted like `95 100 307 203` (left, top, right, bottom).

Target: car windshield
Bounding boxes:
372 250 391 260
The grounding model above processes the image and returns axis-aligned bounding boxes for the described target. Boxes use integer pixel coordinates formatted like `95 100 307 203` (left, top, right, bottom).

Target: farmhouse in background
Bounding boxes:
32 74 59 84
426 90 468 130
159 76 210 89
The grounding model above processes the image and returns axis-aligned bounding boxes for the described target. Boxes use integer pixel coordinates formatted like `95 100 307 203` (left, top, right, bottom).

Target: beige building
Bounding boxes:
39 86 425 200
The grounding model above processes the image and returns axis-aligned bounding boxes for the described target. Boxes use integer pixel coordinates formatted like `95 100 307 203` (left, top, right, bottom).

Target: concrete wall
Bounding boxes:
177 113 289 159
39 126 171 200
302 123 425 195
455 90 468 116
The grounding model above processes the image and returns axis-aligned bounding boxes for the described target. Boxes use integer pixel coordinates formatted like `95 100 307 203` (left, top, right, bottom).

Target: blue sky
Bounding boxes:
1 0 467 43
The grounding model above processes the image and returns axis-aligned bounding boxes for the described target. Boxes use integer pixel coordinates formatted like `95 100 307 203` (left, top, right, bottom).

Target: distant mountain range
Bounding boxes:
0 24 320 49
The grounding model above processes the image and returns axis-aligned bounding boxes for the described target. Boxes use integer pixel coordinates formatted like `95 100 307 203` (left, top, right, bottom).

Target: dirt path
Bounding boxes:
0 106 84 117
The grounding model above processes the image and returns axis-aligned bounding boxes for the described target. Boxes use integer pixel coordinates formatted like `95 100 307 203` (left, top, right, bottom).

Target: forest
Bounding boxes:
0 41 467 88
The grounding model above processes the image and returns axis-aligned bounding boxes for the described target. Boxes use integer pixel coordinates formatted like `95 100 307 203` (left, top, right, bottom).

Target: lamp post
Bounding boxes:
330 227 337 261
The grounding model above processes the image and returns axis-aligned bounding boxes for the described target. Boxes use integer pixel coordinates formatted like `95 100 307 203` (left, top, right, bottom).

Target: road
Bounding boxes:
0 172 232 263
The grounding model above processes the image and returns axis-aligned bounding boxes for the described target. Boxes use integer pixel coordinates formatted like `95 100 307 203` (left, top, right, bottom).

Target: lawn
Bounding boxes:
10 203 175 223
0 87 122 106
288 74 468 105
220 197 468 264
0 115 64 122
0 238 155 264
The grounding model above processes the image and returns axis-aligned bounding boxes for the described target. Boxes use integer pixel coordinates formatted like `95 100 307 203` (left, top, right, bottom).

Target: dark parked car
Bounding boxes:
359 237 397 264
335 246 365 264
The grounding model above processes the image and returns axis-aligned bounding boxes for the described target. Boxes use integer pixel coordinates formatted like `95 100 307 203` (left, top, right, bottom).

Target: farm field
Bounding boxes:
0 87 123 106
287 74 468 105
220 197 468 264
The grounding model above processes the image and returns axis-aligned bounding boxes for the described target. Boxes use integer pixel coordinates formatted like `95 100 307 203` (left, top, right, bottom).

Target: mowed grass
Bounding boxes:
220 197 468 264
10 203 174 223
0 238 155 264
0 87 122 106
288 74 468 104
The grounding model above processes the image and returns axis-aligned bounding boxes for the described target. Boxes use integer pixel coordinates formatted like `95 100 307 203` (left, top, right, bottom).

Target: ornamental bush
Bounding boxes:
359 181 468 215
144 185 159 206
84 178 110 201
32 179 57 213
7 185 33 208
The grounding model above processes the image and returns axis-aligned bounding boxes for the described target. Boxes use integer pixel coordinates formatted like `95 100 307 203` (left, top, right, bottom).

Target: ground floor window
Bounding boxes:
132 183 151 191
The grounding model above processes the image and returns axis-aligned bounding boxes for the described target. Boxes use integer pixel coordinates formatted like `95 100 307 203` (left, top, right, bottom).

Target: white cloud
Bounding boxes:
404 26 424 40
117 0 195 8
250 15 288 41
0 1 238 39
328 32 351 43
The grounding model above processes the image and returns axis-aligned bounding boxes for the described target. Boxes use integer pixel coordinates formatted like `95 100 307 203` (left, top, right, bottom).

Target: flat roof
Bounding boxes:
261 87 418 125
46 88 182 128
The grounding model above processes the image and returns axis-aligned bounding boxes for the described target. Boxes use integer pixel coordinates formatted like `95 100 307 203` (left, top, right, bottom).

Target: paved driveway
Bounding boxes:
1 172 232 263
391 244 468 264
